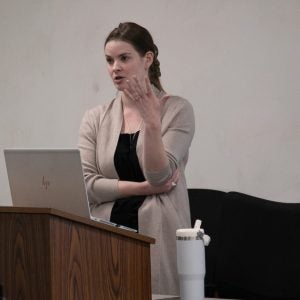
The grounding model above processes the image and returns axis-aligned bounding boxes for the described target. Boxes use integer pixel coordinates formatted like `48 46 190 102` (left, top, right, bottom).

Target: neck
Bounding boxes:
121 92 140 112
121 94 143 133
120 91 135 109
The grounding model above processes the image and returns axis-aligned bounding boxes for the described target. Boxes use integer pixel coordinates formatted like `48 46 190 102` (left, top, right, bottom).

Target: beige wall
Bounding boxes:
1 0 300 204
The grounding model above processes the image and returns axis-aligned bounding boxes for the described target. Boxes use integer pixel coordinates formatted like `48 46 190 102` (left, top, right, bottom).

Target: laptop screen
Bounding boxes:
4 149 90 219
4 148 138 232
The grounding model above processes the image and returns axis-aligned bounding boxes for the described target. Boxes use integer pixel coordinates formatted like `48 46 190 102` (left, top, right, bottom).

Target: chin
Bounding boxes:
114 84 125 91
115 86 124 92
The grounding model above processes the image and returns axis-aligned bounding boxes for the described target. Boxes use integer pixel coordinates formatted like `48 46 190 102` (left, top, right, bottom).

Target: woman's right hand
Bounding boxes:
117 170 180 198
141 169 180 195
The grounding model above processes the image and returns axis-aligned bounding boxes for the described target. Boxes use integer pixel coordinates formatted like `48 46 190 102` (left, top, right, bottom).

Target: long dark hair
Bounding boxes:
105 22 164 91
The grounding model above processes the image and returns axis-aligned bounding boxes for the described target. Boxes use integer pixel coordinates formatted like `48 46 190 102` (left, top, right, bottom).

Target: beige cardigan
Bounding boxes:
78 87 195 295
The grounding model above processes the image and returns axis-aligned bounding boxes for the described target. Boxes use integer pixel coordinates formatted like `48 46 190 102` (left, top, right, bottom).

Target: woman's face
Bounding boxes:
104 40 150 91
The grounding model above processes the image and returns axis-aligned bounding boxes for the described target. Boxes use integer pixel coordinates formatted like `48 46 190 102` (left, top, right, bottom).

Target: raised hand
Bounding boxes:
123 76 170 124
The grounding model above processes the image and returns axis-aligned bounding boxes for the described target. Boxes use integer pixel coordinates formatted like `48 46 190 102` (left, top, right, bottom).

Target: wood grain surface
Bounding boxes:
0 208 153 299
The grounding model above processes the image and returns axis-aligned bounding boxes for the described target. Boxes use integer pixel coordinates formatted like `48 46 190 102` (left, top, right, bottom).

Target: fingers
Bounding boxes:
144 76 152 95
125 75 154 102
133 76 146 96
124 80 141 102
171 169 180 181
169 169 180 187
144 170 180 195
123 85 135 101
125 76 146 101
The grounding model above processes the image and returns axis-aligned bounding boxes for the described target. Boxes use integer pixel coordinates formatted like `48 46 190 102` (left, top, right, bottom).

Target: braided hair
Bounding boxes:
104 22 164 91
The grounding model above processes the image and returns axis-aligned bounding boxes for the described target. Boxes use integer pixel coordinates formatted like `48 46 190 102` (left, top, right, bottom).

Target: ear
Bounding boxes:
144 51 154 69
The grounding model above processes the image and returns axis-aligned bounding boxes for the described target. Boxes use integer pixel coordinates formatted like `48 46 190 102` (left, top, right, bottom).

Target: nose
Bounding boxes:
112 60 121 71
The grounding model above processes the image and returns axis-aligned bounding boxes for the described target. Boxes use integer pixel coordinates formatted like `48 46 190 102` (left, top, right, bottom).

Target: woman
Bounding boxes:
78 22 195 295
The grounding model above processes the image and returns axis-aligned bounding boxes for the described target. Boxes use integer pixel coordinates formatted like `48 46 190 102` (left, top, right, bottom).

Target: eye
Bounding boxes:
106 57 113 65
120 54 129 62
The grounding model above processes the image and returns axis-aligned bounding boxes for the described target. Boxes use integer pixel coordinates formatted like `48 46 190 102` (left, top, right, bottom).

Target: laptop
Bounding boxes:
4 148 137 232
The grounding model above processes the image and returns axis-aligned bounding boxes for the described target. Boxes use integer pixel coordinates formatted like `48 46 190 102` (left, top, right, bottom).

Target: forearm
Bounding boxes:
85 174 120 203
117 180 147 197
118 175 178 197
142 117 169 173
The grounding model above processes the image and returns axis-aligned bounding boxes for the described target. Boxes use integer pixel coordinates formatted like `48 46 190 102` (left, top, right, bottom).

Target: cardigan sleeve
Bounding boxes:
78 108 121 207
143 96 195 185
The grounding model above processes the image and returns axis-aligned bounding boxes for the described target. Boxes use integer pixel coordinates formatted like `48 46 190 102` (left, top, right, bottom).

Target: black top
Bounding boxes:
110 131 146 231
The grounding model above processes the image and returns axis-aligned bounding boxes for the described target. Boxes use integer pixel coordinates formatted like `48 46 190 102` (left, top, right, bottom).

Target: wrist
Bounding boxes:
143 118 161 131
136 181 150 195
142 111 161 127
118 180 151 197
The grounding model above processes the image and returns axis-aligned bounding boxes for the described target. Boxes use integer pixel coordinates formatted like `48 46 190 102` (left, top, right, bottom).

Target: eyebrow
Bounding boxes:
105 52 131 58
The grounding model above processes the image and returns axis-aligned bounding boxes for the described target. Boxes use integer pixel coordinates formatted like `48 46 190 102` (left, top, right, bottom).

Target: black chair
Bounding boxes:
188 188 227 297
216 191 300 299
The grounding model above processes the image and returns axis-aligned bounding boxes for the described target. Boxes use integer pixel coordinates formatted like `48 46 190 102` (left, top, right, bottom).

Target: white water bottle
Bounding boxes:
176 220 210 300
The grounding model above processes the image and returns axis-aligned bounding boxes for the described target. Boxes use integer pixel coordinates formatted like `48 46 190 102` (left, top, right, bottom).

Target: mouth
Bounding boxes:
113 76 125 83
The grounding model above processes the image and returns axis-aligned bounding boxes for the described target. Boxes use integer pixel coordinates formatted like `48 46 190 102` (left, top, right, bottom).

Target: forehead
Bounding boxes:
104 40 138 56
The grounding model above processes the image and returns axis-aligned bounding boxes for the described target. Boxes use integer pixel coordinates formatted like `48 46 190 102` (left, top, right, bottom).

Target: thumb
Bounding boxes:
172 169 180 182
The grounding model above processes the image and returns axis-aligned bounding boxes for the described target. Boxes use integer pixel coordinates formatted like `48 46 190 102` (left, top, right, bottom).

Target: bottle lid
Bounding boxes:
176 228 204 240
176 219 211 245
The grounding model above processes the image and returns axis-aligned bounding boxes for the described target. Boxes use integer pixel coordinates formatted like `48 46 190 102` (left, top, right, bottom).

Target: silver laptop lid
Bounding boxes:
4 148 90 219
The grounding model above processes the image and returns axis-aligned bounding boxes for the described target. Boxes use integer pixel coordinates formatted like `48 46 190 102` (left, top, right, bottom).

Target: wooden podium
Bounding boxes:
0 207 155 300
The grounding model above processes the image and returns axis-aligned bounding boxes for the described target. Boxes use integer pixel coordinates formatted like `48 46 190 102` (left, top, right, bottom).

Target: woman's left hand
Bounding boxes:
124 76 169 125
